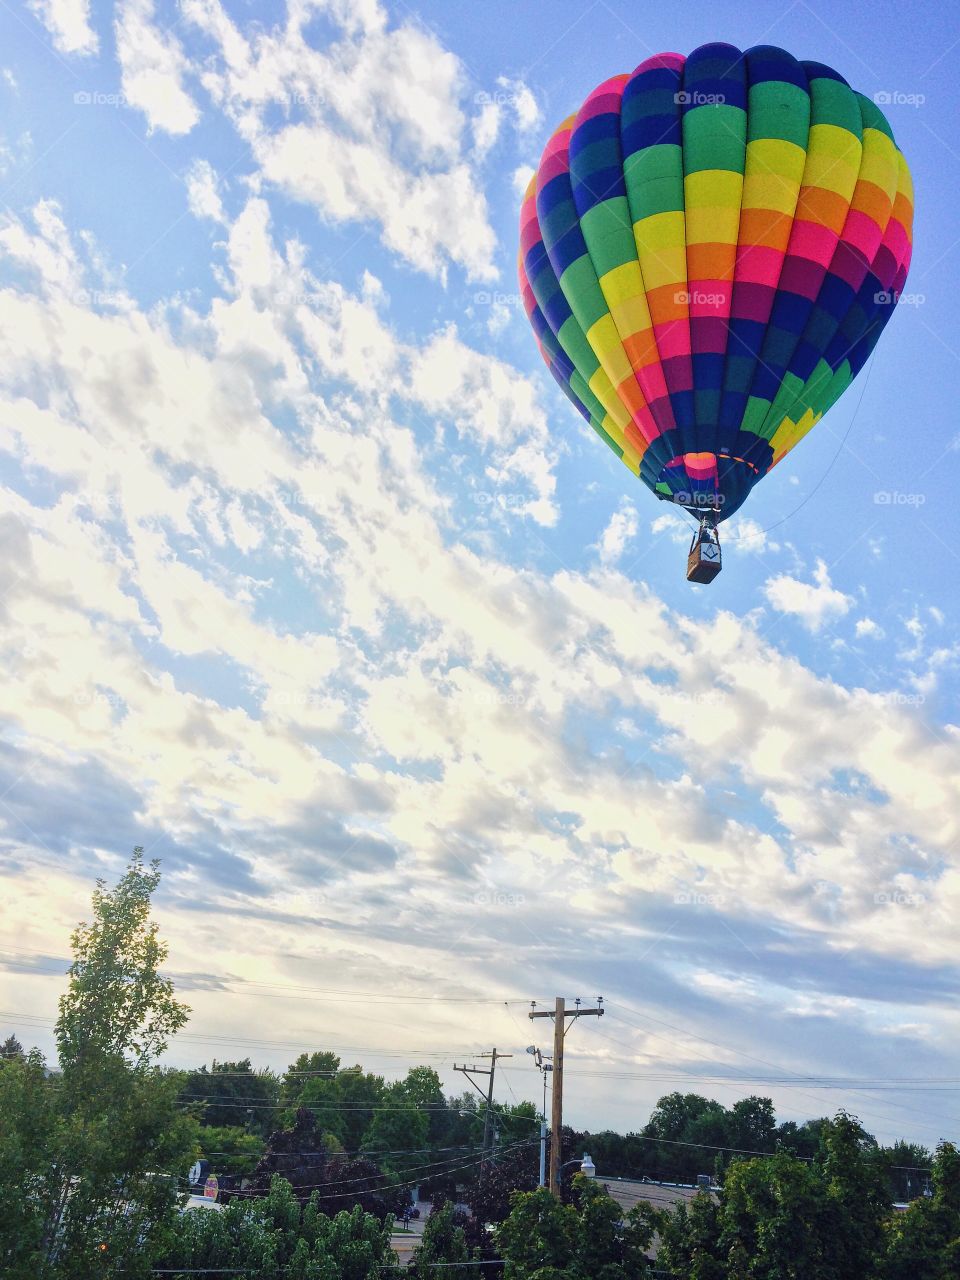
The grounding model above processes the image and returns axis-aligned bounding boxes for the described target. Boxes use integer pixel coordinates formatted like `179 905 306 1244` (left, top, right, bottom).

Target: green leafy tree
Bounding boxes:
360 1077 429 1177
178 1057 280 1133
727 1097 777 1154
883 1142 960 1280
641 1093 732 1181
878 1139 932 1203
195 1124 265 1179
719 1151 823 1280
1 1033 25 1061
775 1117 829 1160
658 1191 726 1280
0 849 197 1280
0 1046 56 1272
816 1111 886 1280
495 1184 577 1279
158 1174 395 1278
496 1176 659 1280
410 1200 475 1279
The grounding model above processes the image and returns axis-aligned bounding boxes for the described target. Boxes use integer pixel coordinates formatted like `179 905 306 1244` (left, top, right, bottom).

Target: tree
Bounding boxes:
466 1123 546 1227
410 1200 476 1279
727 1097 776 1154
195 1124 265 1180
0 1046 56 1273
360 1077 429 1177
641 1093 734 1181
816 1111 886 1280
243 1107 392 1220
1 1033 25 1061
496 1175 660 1280
178 1057 281 1133
718 1152 824 1280
657 1192 725 1280
0 849 197 1280
157 1174 396 1278
775 1117 829 1161
883 1142 960 1280
495 1184 577 1280
878 1139 932 1203
245 1106 331 1200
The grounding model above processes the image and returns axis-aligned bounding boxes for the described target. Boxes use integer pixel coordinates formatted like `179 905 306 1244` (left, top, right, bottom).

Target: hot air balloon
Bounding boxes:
518 44 914 582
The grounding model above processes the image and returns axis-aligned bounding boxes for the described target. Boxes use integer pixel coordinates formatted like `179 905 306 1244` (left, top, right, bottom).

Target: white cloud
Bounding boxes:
185 159 226 222
472 99 501 158
855 617 882 638
3 142 960 1137
763 558 853 632
596 500 638 565
512 164 535 197
725 516 778 555
28 0 97 55
182 0 498 282
406 325 556 521
497 77 541 132
116 0 200 135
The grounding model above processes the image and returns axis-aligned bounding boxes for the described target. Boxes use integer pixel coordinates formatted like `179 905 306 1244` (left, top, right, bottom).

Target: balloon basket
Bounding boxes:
687 517 722 584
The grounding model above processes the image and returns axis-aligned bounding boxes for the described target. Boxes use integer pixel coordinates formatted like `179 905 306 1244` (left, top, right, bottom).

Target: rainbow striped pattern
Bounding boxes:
519 44 914 520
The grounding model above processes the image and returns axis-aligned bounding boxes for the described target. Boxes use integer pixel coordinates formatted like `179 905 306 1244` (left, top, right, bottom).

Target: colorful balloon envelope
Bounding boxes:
518 43 914 573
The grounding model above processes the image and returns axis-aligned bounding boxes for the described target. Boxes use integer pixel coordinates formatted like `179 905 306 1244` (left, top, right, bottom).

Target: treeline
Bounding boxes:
576 1092 933 1203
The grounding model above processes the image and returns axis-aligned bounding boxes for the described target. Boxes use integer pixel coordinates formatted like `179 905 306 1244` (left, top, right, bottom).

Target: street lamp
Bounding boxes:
560 1154 596 1180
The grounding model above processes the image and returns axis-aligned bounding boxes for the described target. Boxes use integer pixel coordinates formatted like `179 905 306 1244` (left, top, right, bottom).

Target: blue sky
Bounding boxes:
0 0 958 1154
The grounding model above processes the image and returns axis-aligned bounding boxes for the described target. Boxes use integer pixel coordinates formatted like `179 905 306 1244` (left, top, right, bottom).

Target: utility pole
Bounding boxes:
529 997 604 1195
453 1048 512 1167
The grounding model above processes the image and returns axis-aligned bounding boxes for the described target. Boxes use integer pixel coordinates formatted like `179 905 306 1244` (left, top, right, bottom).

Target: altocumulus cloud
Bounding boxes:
1 0 958 1146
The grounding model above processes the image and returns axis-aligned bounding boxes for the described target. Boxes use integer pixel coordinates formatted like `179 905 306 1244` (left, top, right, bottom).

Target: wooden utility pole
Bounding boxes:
529 997 604 1195
453 1048 512 1166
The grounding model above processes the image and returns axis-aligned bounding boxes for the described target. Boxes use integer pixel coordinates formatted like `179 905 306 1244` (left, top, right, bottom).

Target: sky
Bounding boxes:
0 0 958 1156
